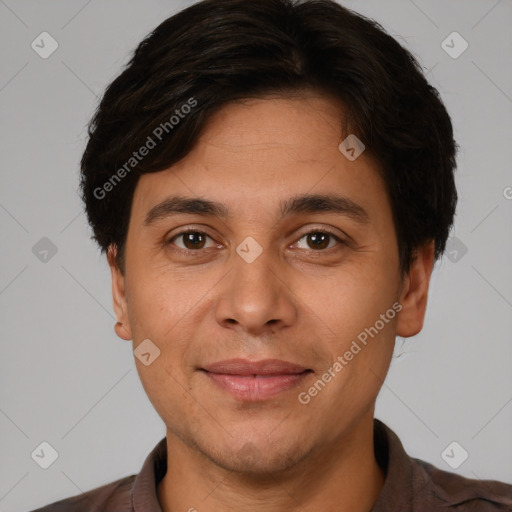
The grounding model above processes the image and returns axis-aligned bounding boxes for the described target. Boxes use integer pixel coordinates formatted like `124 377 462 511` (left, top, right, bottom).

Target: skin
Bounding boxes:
108 92 435 512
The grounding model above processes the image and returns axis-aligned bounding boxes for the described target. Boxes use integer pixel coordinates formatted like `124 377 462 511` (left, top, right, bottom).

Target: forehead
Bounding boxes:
191 93 353 170
130 95 387 222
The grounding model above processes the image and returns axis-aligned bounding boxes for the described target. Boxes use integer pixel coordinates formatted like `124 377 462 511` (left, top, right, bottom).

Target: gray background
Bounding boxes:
1 0 511 510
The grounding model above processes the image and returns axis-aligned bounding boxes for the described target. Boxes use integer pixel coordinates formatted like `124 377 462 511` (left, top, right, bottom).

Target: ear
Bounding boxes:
107 244 133 341
396 241 435 338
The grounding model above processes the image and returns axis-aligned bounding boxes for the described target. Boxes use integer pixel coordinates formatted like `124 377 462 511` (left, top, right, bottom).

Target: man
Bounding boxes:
31 0 512 510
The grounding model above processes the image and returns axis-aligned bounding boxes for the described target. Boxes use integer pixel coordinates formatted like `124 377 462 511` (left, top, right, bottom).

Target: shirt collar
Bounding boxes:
132 437 167 512
371 418 440 511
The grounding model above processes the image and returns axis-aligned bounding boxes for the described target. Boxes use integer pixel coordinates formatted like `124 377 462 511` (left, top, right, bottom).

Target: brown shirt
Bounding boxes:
29 419 512 511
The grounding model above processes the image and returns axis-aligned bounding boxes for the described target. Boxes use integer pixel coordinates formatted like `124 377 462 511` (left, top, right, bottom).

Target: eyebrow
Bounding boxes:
143 193 370 226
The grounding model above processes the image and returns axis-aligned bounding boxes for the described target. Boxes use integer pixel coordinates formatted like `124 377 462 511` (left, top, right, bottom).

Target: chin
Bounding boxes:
206 436 311 477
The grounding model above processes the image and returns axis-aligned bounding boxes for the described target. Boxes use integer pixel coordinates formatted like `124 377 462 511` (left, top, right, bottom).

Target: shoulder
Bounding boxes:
27 474 136 512
415 457 512 511
373 419 512 512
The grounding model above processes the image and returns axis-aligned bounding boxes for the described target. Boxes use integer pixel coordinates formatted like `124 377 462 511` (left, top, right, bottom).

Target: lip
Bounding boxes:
201 358 312 401
202 358 309 376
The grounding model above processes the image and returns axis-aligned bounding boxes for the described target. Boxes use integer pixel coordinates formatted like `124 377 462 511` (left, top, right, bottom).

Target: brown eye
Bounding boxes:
295 230 343 251
168 231 214 250
306 232 330 250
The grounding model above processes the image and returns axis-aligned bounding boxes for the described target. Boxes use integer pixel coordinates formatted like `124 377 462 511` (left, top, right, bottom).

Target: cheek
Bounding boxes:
296 263 398 343
126 269 214 381
135 361 193 430
127 281 194 411
125 267 196 337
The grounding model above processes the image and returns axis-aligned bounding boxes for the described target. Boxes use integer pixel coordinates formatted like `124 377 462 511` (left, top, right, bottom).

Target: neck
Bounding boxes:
157 413 385 512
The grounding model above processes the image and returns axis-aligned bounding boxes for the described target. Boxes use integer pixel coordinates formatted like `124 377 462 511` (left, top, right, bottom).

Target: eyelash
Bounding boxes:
165 228 347 255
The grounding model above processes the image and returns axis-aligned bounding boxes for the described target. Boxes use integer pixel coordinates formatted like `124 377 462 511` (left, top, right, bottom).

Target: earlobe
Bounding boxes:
114 320 131 341
107 245 133 341
396 241 435 338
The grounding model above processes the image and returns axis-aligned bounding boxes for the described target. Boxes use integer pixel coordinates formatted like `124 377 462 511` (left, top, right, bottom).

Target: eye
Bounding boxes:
166 228 346 254
294 229 345 251
167 230 218 251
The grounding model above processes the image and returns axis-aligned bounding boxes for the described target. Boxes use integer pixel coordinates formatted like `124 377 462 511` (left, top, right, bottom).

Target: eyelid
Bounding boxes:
294 225 347 240
166 224 217 239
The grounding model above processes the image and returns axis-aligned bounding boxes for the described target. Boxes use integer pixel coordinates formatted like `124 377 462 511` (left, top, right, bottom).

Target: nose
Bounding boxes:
214 246 297 336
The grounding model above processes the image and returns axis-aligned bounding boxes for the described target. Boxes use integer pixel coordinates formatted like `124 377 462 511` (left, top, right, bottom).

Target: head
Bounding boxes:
80 0 457 473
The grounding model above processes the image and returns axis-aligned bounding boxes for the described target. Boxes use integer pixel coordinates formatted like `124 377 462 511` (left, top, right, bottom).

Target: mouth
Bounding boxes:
200 358 313 401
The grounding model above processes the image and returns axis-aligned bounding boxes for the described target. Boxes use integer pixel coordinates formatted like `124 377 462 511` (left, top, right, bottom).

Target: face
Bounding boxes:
110 93 432 474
